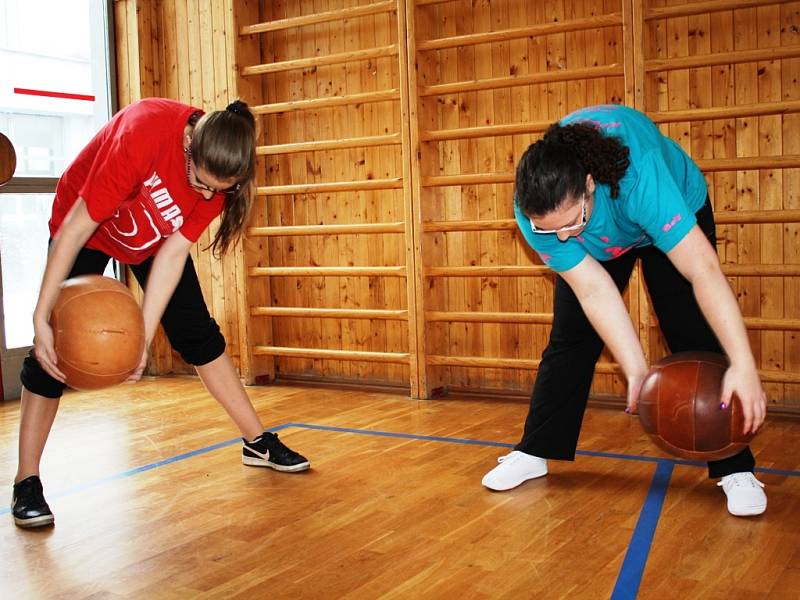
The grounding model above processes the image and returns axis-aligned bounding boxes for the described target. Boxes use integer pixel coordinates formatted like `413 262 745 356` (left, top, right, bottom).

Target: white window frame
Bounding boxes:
0 0 117 401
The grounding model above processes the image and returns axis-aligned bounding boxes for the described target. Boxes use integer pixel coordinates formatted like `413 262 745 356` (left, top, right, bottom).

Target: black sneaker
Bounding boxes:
12 475 54 528
243 431 310 472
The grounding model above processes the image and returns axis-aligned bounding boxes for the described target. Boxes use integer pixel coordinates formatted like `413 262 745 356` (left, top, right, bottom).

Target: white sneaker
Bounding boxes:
482 451 548 491
717 472 767 517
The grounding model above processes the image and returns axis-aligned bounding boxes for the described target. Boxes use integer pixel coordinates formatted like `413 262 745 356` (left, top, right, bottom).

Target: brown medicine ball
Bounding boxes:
49 275 145 391
638 352 756 461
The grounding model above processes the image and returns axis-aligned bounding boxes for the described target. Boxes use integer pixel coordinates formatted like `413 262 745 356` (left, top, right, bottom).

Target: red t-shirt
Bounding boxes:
49 98 225 264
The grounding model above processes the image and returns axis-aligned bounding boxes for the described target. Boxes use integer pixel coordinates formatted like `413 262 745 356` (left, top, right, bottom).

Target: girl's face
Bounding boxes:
187 158 239 200
183 133 241 200
528 173 595 241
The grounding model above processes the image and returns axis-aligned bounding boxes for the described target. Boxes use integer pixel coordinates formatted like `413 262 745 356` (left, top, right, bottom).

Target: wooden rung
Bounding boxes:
696 155 800 172
417 13 623 52
649 100 800 123
252 346 411 364
421 159 800 188
427 311 799 330
426 355 622 373
248 222 406 236
425 266 550 277
240 1 396 35
416 0 456 5
425 355 799 382
424 263 799 278
251 90 400 115
251 307 408 320
242 45 398 76
421 211 800 232
424 219 517 232
422 173 513 187
426 311 553 324
249 266 408 277
722 264 800 277
421 120 550 142
419 64 623 97
422 100 800 140
645 0 784 20
645 46 800 73
743 317 800 331
257 178 403 195
258 134 401 155
715 209 800 224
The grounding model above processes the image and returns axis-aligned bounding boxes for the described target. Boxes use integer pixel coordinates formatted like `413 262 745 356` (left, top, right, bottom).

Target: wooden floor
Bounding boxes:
1 377 798 599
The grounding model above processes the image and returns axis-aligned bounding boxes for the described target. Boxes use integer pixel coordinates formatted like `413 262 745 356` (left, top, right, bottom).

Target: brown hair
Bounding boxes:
189 99 256 256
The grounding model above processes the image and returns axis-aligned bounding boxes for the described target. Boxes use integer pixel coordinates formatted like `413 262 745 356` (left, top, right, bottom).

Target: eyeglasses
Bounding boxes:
185 147 242 196
528 194 588 234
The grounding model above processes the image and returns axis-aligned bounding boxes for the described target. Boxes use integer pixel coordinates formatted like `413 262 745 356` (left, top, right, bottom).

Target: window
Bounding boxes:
0 0 115 398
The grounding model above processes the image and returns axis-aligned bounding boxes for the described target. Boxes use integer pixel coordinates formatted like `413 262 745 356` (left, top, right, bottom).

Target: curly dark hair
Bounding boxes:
515 121 630 217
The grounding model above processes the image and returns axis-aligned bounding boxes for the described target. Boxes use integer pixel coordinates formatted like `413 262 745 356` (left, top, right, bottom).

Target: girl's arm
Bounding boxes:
666 225 766 434
560 255 649 412
125 230 193 382
32 199 100 381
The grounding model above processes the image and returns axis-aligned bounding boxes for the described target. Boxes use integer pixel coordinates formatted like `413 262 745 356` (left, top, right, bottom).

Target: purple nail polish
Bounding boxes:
624 407 631 414
720 402 728 410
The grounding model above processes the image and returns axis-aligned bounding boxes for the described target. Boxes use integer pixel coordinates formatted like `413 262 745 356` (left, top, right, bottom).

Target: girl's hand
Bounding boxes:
32 319 66 382
124 347 148 383
625 368 648 415
721 363 767 435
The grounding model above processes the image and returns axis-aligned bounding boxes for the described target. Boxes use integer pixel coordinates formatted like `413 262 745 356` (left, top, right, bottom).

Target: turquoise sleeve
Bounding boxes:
624 151 698 254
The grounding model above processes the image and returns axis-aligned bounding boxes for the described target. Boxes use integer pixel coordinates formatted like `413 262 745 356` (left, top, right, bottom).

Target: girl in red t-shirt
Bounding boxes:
12 98 309 529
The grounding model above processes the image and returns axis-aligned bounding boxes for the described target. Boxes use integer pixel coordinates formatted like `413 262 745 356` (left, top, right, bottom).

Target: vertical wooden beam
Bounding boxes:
398 0 427 398
234 0 272 383
626 0 652 368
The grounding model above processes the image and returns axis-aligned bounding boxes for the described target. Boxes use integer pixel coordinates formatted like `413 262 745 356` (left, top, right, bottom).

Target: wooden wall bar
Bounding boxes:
115 0 800 411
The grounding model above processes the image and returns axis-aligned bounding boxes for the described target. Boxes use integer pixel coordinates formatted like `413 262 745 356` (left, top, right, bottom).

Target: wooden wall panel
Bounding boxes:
641 0 800 411
239 0 413 390
114 0 252 377
415 0 629 399
115 0 800 410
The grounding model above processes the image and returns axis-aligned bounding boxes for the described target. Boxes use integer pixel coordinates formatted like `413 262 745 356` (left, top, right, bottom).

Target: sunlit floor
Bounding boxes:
1 376 798 599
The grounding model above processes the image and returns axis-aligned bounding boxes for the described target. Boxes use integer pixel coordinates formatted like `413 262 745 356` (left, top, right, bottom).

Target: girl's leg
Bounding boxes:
15 391 60 482
516 252 638 459
639 198 755 478
129 256 264 436
13 247 112 527
17 246 112 480
195 353 263 441
130 256 308 471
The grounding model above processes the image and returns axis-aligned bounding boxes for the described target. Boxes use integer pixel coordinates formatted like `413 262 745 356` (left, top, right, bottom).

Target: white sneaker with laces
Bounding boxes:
482 450 548 491
717 472 767 517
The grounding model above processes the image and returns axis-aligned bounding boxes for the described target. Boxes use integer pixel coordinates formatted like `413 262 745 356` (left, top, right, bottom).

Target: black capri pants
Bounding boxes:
20 246 226 399
514 197 755 479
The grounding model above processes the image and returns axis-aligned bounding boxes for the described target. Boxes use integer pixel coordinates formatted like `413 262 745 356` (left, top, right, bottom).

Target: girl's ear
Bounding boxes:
585 173 595 194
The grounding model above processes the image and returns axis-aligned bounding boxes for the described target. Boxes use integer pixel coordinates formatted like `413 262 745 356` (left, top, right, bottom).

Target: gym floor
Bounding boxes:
1 377 798 599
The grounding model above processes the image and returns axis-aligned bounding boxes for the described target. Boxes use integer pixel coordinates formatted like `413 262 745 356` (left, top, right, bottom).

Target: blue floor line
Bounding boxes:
5 419 797 599
284 423 800 477
6 422 798 519
610 462 674 600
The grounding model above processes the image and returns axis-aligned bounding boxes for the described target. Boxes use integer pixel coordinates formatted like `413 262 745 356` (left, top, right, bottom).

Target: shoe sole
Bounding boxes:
482 468 548 491
242 456 310 472
729 504 767 517
14 514 55 528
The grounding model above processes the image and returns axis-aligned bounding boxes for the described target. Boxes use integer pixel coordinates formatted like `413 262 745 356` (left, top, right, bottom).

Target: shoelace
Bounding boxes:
497 452 519 464
717 472 765 490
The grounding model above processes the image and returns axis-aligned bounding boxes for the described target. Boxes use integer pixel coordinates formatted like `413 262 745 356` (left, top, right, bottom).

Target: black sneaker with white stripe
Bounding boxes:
12 475 54 528
243 431 310 472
